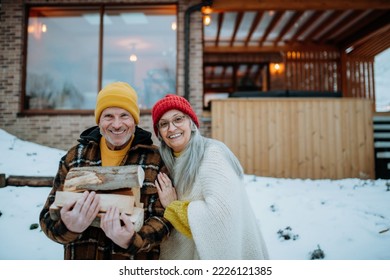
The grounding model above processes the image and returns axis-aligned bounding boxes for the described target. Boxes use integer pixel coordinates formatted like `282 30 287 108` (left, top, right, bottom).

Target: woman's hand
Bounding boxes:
155 172 177 208
100 206 135 249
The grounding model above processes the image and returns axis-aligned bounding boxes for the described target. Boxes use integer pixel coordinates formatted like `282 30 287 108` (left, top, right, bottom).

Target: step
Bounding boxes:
373 124 390 130
374 132 390 139
374 142 390 148
373 116 390 122
376 151 390 158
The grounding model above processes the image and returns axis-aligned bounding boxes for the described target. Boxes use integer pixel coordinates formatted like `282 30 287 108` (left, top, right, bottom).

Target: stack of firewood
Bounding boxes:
49 165 145 231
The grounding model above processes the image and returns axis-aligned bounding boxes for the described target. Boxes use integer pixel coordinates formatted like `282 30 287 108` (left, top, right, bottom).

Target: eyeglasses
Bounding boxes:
157 115 188 131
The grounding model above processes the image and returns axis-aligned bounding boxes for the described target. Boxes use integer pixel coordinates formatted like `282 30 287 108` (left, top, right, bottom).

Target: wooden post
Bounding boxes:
6 176 54 187
0 174 6 188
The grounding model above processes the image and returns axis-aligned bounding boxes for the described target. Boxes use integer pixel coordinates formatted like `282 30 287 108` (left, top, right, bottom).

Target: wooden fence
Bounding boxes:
211 98 375 179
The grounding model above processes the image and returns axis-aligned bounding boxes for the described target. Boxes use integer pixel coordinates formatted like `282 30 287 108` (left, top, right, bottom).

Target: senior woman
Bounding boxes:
151 94 269 260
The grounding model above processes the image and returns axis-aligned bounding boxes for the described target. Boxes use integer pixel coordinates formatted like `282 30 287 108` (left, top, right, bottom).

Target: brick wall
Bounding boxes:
0 0 207 150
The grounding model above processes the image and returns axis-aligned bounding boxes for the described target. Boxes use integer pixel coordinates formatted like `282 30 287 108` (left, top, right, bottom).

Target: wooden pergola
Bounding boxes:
204 0 390 179
202 0 390 106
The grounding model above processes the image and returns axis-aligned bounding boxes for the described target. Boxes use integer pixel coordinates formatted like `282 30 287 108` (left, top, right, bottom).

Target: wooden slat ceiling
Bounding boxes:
202 0 390 95
204 9 390 56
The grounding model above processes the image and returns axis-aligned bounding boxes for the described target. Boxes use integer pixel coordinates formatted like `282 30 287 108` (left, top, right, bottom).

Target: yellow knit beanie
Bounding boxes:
95 82 140 124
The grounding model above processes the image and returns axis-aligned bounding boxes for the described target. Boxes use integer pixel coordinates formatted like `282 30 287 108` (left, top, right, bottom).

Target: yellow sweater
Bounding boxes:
100 136 133 166
163 151 192 238
164 200 192 238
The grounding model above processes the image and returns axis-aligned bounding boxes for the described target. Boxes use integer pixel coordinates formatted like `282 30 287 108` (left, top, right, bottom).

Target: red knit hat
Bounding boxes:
152 94 199 136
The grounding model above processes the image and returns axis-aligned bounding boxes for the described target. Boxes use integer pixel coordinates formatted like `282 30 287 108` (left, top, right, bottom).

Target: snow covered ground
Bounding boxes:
0 128 389 260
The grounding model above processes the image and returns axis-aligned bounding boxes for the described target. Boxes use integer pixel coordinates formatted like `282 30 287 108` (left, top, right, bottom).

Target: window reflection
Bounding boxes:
102 6 177 109
26 7 100 110
25 5 177 111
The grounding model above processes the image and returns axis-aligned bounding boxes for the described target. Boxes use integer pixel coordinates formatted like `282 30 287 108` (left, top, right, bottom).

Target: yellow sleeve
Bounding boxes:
164 200 192 239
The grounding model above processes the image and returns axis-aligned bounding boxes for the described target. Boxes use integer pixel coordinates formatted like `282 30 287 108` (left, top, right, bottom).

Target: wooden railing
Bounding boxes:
211 98 375 179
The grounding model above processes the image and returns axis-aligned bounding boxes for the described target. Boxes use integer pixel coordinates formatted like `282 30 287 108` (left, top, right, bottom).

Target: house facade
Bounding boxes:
1 0 208 150
1 0 389 178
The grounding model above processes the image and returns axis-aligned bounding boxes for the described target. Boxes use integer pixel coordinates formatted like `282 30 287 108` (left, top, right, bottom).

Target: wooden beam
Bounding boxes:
274 11 304 46
259 11 284 45
6 176 54 187
244 11 264 46
350 28 390 57
211 0 390 11
304 11 344 41
204 51 283 63
316 10 365 43
215 12 224 47
332 10 388 44
288 11 324 42
204 44 338 54
0 174 6 188
230 12 244 47
206 46 283 53
341 13 390 50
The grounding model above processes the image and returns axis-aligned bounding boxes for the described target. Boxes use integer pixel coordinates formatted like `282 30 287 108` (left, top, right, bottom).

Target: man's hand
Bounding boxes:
100 206 135 249
60 191 100 233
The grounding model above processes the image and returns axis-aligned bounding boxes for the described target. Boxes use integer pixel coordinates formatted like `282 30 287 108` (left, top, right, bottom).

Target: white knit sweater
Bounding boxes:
159 139 269 260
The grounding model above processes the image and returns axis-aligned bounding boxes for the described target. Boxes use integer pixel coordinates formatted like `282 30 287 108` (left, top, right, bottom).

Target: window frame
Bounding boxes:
21 3 177 116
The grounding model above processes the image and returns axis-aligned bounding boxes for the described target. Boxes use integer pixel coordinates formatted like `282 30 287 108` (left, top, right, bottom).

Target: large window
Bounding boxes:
25 5 177 111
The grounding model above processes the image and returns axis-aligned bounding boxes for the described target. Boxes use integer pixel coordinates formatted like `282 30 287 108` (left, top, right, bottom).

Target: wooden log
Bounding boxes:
93 207 144 232
49 206 144 232
6 175 54 187
50 191 135 214
0 174 6 188
64 165 144 192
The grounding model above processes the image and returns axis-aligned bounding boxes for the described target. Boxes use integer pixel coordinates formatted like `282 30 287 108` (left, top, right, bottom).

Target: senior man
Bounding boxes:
39 82 171 259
